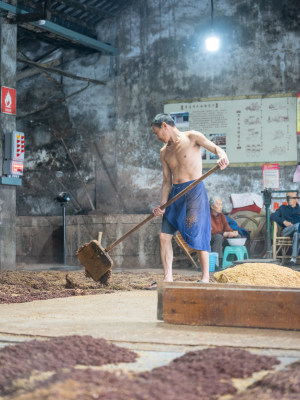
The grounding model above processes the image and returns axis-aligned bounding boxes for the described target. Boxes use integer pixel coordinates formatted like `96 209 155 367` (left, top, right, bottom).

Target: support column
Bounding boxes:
0 4 17 271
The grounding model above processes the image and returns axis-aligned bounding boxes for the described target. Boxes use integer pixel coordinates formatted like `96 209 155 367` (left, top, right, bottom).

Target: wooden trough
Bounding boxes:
157 282 300 330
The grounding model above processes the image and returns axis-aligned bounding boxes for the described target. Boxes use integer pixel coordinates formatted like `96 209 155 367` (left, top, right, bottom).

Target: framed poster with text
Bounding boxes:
165 94 297 164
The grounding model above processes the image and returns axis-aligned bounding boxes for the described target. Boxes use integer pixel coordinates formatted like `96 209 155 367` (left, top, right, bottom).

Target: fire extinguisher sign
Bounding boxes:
1 86 16 115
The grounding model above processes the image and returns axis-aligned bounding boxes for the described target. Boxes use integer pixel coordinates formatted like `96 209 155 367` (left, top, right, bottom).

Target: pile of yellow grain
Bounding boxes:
214 263 300 287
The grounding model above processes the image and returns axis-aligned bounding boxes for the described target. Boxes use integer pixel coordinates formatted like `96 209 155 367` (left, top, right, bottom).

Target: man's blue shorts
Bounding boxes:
161 215 177 235
162 180 211 251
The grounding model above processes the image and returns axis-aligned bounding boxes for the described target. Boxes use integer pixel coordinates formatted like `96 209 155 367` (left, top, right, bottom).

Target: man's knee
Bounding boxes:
159 232 173 245
293 231 299 242
284 225 298 237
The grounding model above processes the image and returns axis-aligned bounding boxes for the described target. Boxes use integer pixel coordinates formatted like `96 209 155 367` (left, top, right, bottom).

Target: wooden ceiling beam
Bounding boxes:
50 0 114 18
0 1 119 54
17 56 106 85
15 0 96 35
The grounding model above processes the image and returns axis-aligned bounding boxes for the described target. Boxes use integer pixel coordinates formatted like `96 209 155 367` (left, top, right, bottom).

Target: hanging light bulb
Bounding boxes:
206 0 220 52
206 34 220 52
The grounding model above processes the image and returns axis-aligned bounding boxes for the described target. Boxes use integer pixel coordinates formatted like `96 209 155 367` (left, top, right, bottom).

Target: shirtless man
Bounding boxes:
151 113 229 285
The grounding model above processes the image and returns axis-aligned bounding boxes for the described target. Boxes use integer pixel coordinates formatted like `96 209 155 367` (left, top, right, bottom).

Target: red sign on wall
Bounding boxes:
1 86 16 115
262 163 280 189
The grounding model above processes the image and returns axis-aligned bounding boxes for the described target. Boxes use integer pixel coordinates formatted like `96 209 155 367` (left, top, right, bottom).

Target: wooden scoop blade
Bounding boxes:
76 240 113 282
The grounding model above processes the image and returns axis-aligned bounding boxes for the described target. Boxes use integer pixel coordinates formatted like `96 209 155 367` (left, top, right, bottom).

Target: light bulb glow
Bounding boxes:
205 35 220 52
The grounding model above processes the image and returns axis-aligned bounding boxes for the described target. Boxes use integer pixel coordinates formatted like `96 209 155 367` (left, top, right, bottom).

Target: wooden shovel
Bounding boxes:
76 164 220 282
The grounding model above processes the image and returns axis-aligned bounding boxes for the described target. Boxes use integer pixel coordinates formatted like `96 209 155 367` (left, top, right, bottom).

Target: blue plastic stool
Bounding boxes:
222 246 248 269
209 252 219 272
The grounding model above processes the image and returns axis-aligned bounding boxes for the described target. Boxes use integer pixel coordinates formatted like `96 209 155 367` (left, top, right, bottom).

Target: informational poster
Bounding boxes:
262 163 280 189
165 94 297 164
1 86 16 115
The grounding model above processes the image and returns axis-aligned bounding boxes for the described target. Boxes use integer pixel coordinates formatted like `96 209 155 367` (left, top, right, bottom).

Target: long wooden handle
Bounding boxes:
106 164 220 252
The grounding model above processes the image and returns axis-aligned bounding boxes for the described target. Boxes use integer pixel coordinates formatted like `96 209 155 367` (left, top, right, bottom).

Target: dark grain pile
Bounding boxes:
0 338 282 400
232 361 300 400
0 335 137 396
0 270 203 304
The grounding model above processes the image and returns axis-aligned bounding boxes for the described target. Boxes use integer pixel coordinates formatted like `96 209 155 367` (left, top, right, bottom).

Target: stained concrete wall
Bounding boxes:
91 0 300 214
15 0 300 218
16 215 162 269
16 210 266 269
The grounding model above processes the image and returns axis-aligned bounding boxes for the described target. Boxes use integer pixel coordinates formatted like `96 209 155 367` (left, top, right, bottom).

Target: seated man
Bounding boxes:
270 191 300 267
210 196 239 267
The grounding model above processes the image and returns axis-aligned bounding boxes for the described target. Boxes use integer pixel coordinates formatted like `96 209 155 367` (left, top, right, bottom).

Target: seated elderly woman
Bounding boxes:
210 196 239 267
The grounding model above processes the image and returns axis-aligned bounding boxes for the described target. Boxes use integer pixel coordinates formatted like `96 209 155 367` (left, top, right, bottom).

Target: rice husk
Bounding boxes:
214 263 300 287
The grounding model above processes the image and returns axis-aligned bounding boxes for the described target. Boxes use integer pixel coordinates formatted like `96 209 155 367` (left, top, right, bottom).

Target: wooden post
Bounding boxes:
0 4 17 271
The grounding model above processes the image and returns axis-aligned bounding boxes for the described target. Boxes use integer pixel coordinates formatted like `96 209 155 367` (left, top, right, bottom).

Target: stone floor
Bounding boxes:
1 263 300 399
1 265 300 356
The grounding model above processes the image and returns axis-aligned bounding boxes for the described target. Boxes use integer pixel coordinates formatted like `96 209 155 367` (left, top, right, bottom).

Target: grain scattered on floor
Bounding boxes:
0 270 203 304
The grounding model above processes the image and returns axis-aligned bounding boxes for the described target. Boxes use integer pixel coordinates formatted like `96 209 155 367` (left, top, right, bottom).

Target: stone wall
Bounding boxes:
16 214 162 269
16 210 268 269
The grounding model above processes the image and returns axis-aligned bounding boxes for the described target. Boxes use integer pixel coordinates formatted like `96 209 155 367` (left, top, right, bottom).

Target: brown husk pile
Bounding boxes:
0 270 202 304
1 336 287 400
214 263 300 287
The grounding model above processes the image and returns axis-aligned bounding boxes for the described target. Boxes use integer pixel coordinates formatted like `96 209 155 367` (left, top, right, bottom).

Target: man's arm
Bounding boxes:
160 148 172 204
270 207 291 227
153 148 172 217
270 207 284 227
192 131 229 170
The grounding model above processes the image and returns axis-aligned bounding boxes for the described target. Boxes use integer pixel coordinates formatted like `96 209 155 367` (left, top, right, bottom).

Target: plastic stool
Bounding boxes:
209 252 219 272
222 246 248 269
